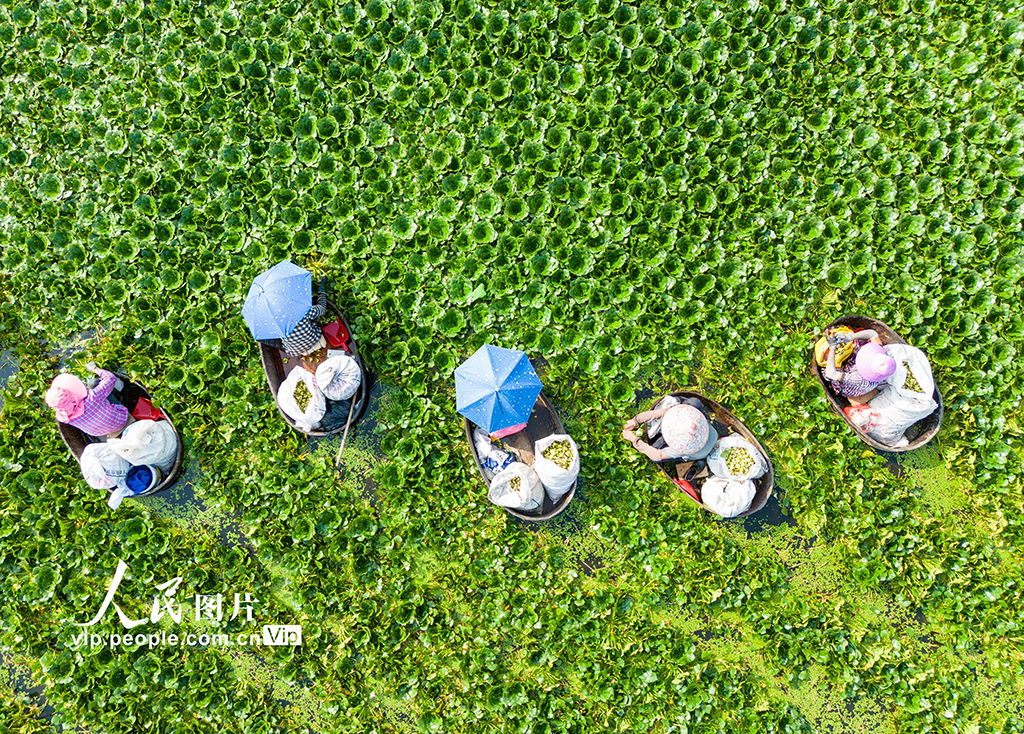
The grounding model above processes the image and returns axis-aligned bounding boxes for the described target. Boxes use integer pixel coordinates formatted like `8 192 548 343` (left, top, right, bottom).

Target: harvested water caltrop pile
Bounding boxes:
1 0 1023 731
724 446 756 476
541 439 575 471
293 378 313 413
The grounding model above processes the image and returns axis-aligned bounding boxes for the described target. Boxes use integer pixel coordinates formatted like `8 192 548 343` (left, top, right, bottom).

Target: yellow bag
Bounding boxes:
814 326 855 368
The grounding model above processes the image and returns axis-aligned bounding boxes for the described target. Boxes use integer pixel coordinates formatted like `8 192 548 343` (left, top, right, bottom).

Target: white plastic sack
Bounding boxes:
80 443 132 490
315 355 361 401
473 427 514 480
278 367 327 432
108 419 178 472
533 434 580 501
701 477 756 518
863 343 938 447
707 435 768 481
884 344 937 399
488 463 545 512
844 404 902 446
647 395 680 438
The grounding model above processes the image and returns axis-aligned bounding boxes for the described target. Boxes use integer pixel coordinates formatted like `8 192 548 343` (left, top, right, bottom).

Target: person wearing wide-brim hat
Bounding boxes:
46 363 133 438
823 328 896 404
622 399 718 463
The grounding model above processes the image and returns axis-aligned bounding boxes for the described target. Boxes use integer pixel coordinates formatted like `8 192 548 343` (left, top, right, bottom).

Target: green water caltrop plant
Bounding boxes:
1 0 1024 731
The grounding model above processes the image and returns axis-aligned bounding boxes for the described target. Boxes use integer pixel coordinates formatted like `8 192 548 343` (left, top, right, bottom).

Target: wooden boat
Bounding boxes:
465 392 576 522
645 391 773 518
58 373 184 496
811 314 944 452
258 299 371 437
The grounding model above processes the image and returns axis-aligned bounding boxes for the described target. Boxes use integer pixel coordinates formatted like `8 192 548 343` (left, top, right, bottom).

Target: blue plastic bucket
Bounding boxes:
125 465 162 495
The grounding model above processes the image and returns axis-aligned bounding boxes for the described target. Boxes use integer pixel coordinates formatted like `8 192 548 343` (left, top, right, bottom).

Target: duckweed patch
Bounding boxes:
783 667 897 734
227 650 329 732
368 682 423 734
969 657 1024 721
898 444 972 517
138 465 248 542
734 524 853 598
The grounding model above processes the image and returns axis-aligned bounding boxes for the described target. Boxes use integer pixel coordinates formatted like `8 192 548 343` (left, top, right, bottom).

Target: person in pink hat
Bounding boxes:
622 398 718 463
46 363 132 438
823 329 896 404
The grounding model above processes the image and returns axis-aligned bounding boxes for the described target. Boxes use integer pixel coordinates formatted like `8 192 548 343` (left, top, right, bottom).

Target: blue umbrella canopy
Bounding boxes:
242 261 313 340
455 344 542 433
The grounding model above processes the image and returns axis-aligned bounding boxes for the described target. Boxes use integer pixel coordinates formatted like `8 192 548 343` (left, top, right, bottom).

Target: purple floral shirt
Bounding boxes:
827 344 886 397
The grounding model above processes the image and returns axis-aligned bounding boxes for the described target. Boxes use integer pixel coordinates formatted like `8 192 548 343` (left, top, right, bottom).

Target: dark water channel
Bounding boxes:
0 349 16 412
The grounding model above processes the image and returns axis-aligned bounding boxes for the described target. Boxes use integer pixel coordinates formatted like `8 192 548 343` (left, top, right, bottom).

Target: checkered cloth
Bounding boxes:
65 369 130 436
280 287 327 357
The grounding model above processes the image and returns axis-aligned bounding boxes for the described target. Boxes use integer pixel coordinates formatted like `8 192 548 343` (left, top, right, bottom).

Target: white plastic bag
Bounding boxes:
707 435 768 481
488 463 545 512
80 443 132 490
108 419 178 472
864 343 937 447
107 485 133 510
701 477 756 518
533 434 580 501
844 404 902 445
315 355 362 401
473 427 514 480
647 395 680 438
277 367 327 432
884 344 936 399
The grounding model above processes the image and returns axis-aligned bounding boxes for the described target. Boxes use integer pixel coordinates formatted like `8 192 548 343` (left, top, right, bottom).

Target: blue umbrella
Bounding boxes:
242 261 313 340
455 344 542 434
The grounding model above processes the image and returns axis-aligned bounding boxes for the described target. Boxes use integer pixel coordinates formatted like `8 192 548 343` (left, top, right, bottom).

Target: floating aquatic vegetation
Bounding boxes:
1 0 1023 730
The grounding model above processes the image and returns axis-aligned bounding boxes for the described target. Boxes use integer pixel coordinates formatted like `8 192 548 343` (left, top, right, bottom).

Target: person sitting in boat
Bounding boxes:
822 328 897 404
261 279 329 358
621 398 718 463
46 363 132 438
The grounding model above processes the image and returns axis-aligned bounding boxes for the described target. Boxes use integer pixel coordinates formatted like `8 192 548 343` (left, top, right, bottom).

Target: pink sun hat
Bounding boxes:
856 342 897 382
661 404 712 455
46 373 88 422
